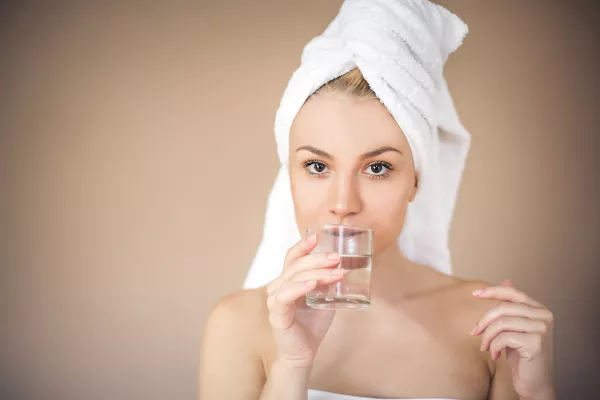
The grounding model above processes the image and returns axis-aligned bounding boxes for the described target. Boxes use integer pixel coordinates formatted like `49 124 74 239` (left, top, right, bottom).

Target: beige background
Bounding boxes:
2 1 599 399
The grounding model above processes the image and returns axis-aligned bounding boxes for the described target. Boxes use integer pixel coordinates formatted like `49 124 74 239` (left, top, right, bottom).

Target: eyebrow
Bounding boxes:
295 145 402 160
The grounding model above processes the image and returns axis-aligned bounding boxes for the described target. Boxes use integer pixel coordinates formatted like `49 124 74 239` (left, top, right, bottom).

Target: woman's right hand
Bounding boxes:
266 233 344 369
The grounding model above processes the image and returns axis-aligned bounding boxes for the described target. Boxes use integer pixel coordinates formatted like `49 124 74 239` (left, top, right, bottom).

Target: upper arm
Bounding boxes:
198 292 266 400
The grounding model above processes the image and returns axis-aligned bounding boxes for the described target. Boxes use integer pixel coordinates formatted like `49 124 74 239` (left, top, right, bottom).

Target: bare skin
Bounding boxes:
198 92 555 400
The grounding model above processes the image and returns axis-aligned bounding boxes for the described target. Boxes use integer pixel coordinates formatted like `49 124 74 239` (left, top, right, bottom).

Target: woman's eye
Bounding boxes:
307 162 328 174
365 163 390 176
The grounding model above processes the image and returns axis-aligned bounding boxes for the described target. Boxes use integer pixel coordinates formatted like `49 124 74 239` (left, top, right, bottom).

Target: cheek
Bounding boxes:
362 181 412 253
290 172 327 233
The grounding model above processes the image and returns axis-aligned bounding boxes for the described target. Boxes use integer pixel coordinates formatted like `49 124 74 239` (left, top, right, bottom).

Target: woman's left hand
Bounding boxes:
471 280 555 400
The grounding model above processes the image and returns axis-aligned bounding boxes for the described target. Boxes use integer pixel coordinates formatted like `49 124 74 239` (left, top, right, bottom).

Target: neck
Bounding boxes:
369 245 427 302
370 246 405 292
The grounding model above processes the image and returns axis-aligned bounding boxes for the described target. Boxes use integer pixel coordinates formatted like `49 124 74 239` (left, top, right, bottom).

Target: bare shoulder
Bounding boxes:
405 266 504 337
203 286 270 347
415 266 498 305
445 276 499 304
430 275 505 367
198 287 270 399
208 286 268 317
411 269 503 334
438 276 504 326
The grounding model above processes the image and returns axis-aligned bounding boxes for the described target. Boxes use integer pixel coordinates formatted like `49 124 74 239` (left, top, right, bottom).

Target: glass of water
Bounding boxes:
305 224 373 310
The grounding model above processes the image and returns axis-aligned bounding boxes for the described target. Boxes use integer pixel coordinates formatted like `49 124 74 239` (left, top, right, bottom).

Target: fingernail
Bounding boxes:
472 289 485 296
328 252 340 260
332 269 344 276
470 326 478 335
307 234 317 244
305 279 317 286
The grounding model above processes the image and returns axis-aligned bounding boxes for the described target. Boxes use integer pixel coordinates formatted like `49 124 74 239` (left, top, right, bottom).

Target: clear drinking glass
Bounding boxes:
305 224 373 310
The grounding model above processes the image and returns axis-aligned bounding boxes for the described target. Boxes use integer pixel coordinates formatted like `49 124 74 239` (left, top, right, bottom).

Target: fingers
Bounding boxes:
472 280 553 363
267 253 341 295
283 233 319 268
478 317 548 352
473 285 544 308
488 331 545 361
267 280 317 329
266 234 345 332
290 267 346 284
268 279 318 310
285 252 341 279
488 331 527 360
268 266 345 306
267 267 346 329
471 302 553 335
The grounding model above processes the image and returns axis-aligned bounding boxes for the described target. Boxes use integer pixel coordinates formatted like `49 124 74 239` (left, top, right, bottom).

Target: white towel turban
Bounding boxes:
244 0 471 289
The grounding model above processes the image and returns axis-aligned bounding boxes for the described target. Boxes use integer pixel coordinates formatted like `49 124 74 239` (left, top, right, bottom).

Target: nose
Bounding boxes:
328 172 362 223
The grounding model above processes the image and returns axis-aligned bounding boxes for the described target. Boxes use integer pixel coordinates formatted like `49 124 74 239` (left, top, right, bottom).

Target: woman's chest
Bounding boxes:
307 313 491 400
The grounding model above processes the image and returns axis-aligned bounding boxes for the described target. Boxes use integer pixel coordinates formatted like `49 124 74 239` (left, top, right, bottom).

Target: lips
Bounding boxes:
319 224 371 237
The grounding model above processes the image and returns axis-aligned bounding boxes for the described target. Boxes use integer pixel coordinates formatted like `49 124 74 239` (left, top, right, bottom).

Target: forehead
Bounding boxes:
290 91 410 153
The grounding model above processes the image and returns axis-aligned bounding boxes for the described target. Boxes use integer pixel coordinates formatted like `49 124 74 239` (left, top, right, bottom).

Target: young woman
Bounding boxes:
199 1 555 399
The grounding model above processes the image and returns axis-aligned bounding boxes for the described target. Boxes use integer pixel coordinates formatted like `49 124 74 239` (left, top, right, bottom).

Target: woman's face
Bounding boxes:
289 91 418 255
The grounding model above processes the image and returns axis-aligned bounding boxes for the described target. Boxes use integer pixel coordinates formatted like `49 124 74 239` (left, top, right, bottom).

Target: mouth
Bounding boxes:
320 224 372 237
